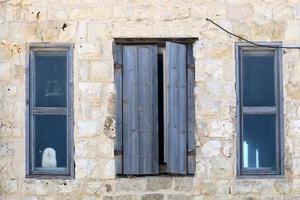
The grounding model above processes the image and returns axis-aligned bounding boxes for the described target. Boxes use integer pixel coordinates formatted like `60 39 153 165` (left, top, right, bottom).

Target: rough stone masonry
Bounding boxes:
1 0 300 199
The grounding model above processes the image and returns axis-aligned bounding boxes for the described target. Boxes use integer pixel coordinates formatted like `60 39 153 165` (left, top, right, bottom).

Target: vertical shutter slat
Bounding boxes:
165 42 187 174
187 45 195 174
114 44 123 174
123 45 158 174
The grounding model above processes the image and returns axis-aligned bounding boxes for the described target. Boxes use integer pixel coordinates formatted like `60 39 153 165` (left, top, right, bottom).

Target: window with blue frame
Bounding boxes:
26 44 74 178
236 43 284 176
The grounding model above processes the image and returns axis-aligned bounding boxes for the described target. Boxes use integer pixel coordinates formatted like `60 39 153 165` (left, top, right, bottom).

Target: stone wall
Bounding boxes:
1 0 300 199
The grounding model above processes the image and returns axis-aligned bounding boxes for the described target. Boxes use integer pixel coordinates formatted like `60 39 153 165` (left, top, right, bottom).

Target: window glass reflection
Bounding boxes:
242 52 275 106
34 115 67 169
35 52 67 107
242 114 276 170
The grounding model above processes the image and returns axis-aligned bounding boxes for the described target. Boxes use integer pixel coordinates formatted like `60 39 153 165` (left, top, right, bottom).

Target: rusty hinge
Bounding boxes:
114 150 123 156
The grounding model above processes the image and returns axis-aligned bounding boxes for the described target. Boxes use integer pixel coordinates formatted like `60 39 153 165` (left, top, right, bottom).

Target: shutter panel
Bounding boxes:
123 45 159 175
187 45 195 174
165 42 187 174
114 44 123 174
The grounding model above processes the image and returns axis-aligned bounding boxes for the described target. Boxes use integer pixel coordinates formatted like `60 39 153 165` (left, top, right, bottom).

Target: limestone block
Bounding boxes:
227 3 254 20
75 139 95 158
167 195 193 200
231 20 251 39
115 178 146 192
210 120 234 138
87 22 112 41
36 21 61 41
78 120 99 137
275 180 290 194
58 22 77 42
75 159 99 179
3 84 17 97
114 195 138 200
69 6 112 20
0 140 14 156
289 120 300 135
0 180 17 194
20 180 58 195
231 181 253 195
98 159 115 179
47 7 69 21
196 98 222 116
141 194 164 200
85 181 101 195
295 6 300 19
174 177 193 191
76 21 88 42
79 82 102 97
206 3 228 19
194 181 217 195
146 177 172 191
56 180 81 194
201 140 221 157
272 4 293 20
0 62 11 81
113 20 154 38
77 43 102 59
205 41 233 59
223 141 233 157
211 157 233 177
195 60 224 82
292 159 300 175
284 21 300 42
96 136 114 159
89 60 113 82
286 83 300 99
78 60 90 81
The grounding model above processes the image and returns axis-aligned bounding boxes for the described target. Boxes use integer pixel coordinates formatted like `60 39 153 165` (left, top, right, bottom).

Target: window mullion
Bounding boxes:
32 107 67 115
242 106 277 114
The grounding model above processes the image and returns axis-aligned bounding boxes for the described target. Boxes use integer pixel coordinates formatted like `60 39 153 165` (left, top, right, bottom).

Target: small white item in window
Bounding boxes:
42 147 57 168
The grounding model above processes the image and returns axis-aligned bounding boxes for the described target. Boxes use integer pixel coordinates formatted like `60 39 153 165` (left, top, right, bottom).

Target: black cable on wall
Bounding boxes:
206 18 300 49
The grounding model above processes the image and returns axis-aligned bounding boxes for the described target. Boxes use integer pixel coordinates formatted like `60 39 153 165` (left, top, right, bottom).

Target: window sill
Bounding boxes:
237 174 284 179
26 174 74 180
116 174 194 178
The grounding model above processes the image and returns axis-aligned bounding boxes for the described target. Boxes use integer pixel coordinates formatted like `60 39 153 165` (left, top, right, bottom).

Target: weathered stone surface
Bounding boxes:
174 177 193 191
0 0 300 199
146 177 173 191
141 194 164 200
201 140 222 157
116 178 146 192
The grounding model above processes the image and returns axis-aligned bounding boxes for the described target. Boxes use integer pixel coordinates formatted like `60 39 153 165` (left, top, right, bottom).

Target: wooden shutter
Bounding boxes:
114 44 123 174
123 45 159 175
165 42 187 174
187 45 195 174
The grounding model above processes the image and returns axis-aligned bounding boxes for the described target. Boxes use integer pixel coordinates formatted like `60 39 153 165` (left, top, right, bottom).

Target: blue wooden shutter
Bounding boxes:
114 44 123 174
165 42 187 174
187 45 195 174
123 45 159 175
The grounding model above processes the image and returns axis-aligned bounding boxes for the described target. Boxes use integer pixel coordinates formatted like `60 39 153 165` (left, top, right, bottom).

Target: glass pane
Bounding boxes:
242 114 276 170
34 115 67 169
35 52 67 107
242 51 275 106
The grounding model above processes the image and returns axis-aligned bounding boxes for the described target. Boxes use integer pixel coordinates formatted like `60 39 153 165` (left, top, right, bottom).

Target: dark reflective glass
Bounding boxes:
34 115 67 168
35 52 67 107
242 51 275 106
242 114 276 170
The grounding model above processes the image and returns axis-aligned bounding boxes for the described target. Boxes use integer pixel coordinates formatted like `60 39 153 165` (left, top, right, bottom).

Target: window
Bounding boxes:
114 39 196 175
26 44 74 178
236 42 284 177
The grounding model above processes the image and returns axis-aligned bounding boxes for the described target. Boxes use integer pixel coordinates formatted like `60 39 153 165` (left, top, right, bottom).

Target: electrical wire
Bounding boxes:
206 18 300 49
